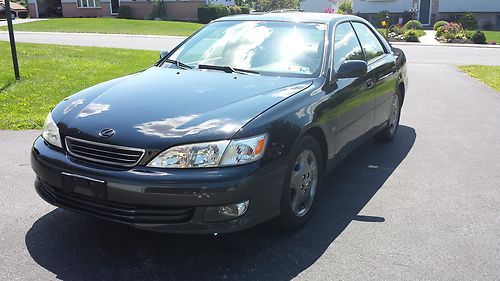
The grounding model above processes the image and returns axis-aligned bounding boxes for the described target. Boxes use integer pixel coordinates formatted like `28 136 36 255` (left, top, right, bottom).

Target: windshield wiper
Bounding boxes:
163 58 192 70
197 64 259 75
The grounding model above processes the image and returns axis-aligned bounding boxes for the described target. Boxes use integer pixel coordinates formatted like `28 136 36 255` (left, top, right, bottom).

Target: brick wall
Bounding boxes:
165 1 204 21
62 3 111 17
60 1 203 21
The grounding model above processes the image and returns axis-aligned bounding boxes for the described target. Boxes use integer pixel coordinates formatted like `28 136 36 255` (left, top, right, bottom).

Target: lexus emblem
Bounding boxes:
99 128 115 138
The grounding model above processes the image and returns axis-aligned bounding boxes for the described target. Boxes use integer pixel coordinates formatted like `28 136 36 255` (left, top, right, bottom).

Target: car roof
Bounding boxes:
214 12 360 25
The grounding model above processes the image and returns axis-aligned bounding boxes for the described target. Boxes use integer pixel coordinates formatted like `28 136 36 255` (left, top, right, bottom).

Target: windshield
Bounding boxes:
165 21 327 78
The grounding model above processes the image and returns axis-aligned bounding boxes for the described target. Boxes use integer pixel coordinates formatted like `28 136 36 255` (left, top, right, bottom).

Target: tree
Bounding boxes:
255 0 299 12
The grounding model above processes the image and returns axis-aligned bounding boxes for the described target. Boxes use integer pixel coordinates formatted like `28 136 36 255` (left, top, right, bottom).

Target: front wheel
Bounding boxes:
276 135 323 231
375 90 402 142
11 12 16 20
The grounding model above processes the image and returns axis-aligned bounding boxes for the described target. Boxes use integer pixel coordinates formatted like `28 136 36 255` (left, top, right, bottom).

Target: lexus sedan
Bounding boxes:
31 13 407 234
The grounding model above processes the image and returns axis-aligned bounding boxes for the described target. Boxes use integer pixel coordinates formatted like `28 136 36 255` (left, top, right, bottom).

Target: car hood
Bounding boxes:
54 67 313 150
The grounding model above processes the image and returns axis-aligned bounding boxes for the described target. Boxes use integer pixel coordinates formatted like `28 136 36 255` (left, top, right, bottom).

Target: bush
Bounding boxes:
433 20 448 31
149 0 167 20
403 29 419 42
405 20 423 30
228 6 237 15
118 5 133 19
241 6 250 14
483 22 493 31
458 13 477 30
471 30 486 44
337 0 352 15
234 6 242 14
389 24 405 36
198 4 230 24
436 26 445 37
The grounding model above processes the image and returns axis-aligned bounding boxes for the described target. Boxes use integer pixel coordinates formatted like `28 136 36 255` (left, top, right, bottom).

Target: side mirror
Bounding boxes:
160 50 169 59
336 60 368 79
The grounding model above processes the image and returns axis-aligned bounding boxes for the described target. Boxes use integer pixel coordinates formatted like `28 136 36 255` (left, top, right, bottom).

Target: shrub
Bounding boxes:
471 30 486 44
198 4 230 24
403 29 419 42
433 20 448 31
458 13 477 30
234 5 242 14
405 20 423 30
337 0 352 15
389 24 405 36
118 5 133 19
149 0 167 20
228 6 237 15
241 6 250 14
483 22 493 31
436 26 445 37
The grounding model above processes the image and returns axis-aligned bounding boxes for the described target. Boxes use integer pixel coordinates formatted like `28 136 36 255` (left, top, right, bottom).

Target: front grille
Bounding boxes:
65 136 145 167
39 181 194 224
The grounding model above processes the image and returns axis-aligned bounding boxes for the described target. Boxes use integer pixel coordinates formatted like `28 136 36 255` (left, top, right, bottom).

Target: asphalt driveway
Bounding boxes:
1 47 499 280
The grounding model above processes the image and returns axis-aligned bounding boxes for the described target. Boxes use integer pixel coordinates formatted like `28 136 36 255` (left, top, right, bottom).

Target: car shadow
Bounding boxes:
25 125 416 281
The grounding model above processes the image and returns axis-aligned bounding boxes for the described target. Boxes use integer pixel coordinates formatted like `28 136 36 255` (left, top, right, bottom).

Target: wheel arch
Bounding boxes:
302 126 328 169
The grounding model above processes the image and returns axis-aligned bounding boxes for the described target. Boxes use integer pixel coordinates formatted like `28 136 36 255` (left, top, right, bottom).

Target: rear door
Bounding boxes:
351 22 398 128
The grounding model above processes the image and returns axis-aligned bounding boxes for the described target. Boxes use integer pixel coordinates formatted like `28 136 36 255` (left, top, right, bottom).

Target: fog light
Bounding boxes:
203 200 250 222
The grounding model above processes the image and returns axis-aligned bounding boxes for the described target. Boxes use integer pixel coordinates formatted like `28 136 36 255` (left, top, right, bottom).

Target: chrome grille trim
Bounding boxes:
65 136 145 167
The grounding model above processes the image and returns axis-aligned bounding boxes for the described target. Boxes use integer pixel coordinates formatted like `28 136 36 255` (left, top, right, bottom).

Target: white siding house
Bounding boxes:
301 0 500 29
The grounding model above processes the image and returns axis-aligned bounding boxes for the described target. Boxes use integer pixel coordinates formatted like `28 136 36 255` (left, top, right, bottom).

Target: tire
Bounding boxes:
11 12 16 20
276 135 324 231
375 89 402 142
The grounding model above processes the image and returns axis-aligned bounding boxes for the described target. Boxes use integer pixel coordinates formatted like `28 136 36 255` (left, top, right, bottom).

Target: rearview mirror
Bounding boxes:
160 50 169 59
336 60 368 79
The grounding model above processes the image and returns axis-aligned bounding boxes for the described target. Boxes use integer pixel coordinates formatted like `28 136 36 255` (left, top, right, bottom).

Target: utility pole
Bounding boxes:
5 0 20 80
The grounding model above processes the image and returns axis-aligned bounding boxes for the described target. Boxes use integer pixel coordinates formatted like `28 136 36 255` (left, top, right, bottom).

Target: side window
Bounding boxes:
351 22 385 62
333 22 364 72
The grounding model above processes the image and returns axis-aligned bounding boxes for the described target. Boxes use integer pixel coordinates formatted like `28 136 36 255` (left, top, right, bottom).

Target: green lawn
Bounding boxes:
0 42 157 129
460 65 500 92
483 31 500 44
0 18 204 36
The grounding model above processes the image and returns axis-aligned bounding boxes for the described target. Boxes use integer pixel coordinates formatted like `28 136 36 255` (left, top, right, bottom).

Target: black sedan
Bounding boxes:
31 12 407 234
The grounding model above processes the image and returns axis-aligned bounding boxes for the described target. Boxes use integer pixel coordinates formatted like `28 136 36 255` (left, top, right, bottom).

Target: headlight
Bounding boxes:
147 134 267 168
42 112 62 148
220 134 267 166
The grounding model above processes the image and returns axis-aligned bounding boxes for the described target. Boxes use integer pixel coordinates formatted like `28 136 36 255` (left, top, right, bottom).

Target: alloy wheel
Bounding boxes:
289 149 318 217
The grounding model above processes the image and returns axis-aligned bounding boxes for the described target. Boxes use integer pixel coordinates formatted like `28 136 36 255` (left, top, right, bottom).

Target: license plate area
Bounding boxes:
61 172 107 200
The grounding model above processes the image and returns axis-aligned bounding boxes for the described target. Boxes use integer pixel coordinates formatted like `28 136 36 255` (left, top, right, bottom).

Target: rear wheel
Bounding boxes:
276 136 323 230
11 12 16 20
375 90 402 142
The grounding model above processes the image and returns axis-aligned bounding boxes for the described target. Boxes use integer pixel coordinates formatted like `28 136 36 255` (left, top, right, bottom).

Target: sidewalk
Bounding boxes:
0 18 45 27
419 30 439 45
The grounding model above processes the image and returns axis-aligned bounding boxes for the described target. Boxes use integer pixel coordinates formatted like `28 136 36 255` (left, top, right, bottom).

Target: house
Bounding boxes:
300 0 500 29
27 0 234 21
0 0 29 19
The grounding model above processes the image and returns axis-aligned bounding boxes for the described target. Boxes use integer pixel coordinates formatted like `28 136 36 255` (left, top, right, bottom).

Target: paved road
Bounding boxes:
0 31 185 51
1 31 500 66
1 41 500 280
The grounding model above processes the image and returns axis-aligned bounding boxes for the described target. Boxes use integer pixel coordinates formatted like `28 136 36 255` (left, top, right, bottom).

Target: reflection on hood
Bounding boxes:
77 103 110 118
134 115 230 138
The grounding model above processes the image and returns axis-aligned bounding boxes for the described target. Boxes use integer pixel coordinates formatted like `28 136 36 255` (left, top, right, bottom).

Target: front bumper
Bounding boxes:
31 136 286 234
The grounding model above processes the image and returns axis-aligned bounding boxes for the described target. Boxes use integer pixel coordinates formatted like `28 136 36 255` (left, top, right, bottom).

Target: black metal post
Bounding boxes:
5 0 20 80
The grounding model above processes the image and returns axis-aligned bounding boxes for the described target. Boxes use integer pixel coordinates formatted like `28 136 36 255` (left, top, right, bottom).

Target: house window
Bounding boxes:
77 0 101 8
